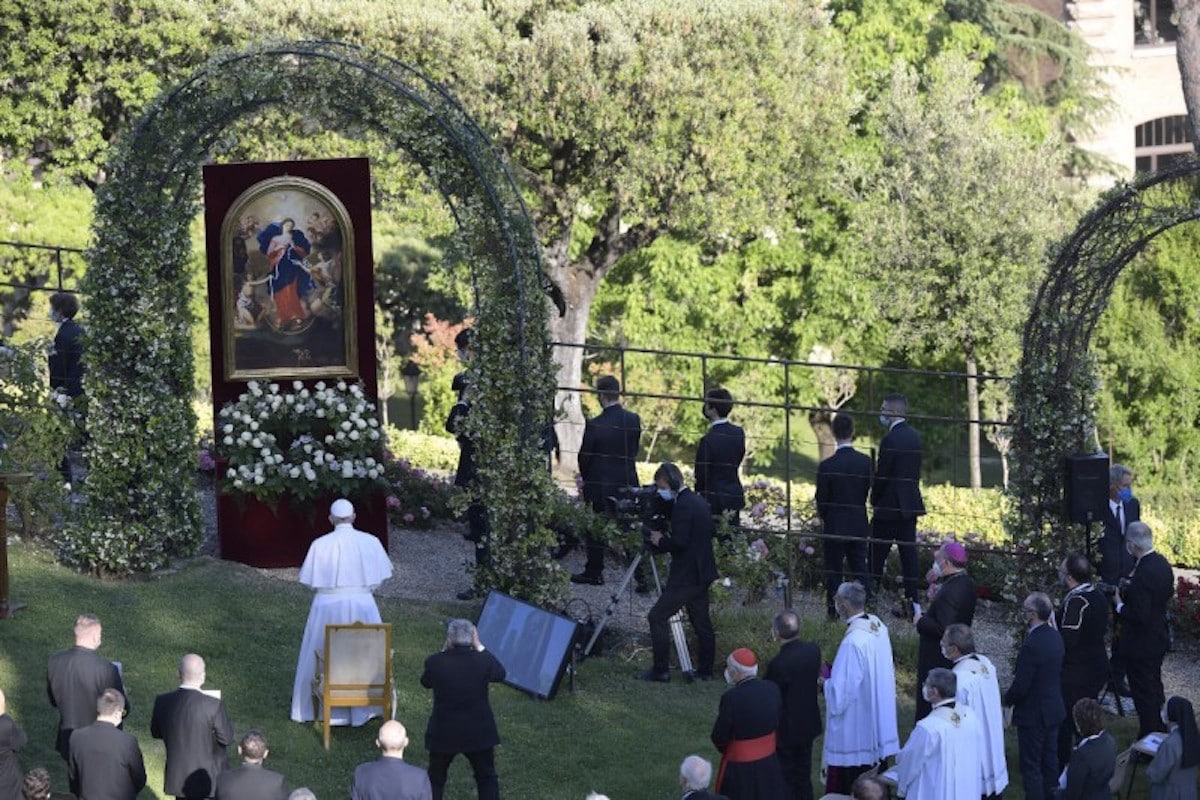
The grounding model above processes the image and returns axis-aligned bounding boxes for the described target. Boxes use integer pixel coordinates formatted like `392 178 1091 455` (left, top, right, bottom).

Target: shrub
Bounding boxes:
380 452 454 529
1173 575 1200 642
385 426 460 473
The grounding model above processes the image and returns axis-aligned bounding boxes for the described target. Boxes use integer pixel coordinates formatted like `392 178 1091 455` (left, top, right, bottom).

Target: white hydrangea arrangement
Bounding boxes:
215 379 385 504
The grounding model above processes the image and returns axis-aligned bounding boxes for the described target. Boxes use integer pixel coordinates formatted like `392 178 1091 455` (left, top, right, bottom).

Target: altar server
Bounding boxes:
897 668 983 799
943 624 1009 798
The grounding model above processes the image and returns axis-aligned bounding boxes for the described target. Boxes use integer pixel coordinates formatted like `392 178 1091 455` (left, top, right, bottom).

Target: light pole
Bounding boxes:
401 360 422 431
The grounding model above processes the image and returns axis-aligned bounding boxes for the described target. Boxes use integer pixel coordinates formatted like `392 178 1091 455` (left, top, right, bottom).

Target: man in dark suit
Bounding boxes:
574 375 642 585
763 611 821 800
47 613 127 760
814 413 872 618
0 687 27 800
68 688 145 800
678 755 729 800
150 653 234 799
1004 592 1066 800
914 541 976 721
1056 552 1110 767
1099 463 1139 585
1116 521 1175 738
213 730 288 800
447 328 489 601
868 393 925 618
421 619 507 800
711 648 787 798
48 291 84 483
351 720 432 800
694 387 745 528
641 462 719 682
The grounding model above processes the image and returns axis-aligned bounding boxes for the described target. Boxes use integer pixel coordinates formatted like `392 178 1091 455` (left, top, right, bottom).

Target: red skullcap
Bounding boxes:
729 648 757 668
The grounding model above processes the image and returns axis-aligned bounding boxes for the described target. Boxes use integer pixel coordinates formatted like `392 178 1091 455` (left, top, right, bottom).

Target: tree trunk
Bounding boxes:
808 409 837 463
1175 0 1200 148
546 257 602 475
966 353 982 490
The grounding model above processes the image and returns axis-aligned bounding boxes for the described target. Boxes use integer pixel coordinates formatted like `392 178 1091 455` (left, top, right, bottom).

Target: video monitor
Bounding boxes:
476 590 579 700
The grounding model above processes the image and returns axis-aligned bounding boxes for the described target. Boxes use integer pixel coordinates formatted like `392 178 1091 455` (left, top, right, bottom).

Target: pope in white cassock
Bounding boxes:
943 623 1009 797
290 498 393 725
821 581 900 796
897 667 983 799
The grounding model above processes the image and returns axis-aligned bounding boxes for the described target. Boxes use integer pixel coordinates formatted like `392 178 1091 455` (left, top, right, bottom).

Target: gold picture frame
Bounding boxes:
220 176 358 381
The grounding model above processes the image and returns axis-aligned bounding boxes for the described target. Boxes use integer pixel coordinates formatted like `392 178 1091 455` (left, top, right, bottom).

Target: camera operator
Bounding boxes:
1116 521 1175 738
1056 552 1109 768
639 462 718 683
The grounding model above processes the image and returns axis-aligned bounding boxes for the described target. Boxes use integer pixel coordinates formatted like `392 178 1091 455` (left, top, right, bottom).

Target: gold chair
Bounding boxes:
312 622 394 749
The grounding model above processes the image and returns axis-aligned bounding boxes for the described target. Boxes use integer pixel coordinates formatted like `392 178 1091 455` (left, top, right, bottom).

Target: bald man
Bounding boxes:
151 654 235 799
351 720 432 800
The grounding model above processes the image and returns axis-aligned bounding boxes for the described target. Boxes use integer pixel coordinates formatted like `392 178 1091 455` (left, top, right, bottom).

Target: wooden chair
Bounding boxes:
311 622 394 749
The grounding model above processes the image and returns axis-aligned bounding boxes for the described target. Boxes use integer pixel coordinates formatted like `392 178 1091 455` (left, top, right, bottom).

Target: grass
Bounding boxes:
0 542 1155 799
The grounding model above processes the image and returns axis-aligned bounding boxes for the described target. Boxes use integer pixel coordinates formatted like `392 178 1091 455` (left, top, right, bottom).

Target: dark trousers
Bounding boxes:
777 740 815 800
582 499 608 576
1058 674 1106 767
1017 723 1059 800
825 763 876 795
823 535 869 614
648 583 715 676
429 748 499 800
466 503 490 571
870 517 920 602
1127 653 1167 738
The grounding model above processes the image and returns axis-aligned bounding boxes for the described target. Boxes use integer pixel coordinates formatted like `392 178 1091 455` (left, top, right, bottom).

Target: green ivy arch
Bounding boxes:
69 41 563 604
1009 158 1200 581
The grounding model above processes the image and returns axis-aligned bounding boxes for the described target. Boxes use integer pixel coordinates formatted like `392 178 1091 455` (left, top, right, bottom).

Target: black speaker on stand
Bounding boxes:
1064 452 1110 559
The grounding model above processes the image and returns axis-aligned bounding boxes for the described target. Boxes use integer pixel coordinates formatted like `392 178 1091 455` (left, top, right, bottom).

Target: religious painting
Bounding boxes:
220 176 358 380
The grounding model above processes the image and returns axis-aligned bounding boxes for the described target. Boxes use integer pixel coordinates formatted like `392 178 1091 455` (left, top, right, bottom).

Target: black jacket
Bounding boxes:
47 646 127 758
871 420 925 520
421 646 507 754
815 445 872 538
764 638 822 746
0 713 27 800
1062 730 1117 800
579 404 641 506
214 763 289 800
68 721 146 800
150 687 235 798
1119 550 1174 658
351 756 433 800
1058 583 1110 690
694 421 745 514
653 488 719 589
711 678 787 798
446 398 476 488
916 571 977 676
50 318 84 397
1098 497 1140 584
1004 623 1066 728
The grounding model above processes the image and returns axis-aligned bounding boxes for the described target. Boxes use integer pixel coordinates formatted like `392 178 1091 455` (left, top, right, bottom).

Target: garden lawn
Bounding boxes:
0 543 1150 799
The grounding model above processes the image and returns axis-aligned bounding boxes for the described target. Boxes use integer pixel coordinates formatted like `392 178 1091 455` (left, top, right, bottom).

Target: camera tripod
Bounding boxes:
582 548 696 680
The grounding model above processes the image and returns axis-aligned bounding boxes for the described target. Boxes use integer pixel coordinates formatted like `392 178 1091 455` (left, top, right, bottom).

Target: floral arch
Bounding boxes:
70 41 561 603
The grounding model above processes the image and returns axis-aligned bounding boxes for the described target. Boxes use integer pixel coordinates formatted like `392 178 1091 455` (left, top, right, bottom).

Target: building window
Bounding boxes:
1134 116 1194 173
1134 0 1178 46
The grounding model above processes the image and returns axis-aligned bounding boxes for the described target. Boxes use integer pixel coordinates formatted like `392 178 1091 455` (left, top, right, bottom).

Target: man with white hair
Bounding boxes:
897 668 982 799
351 720 432 800
820 581 900 795
679 755 727 799
1115 520 1174 737
710 648 786 798
150 653 235 799
941 624 1008 798
290 498 392 725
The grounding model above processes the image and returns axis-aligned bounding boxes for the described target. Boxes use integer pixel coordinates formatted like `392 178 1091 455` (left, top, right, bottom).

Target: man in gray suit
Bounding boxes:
351 720 432 800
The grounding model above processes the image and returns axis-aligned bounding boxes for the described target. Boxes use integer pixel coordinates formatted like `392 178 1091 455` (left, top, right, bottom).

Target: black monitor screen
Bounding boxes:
477 590 578 700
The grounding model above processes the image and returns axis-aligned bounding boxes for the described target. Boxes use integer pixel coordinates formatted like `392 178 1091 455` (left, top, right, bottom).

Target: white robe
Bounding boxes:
823 613 901 767
954 653 1009 795
897 701 983 799
290 523 393 724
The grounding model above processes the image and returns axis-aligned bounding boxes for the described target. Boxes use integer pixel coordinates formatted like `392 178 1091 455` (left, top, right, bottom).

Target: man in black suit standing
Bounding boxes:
678 755 728 800
351 720 432 800
48 291 84 483
421 619 507 800
869 393 926 618
764 611 821 800
574 375 642 585
1099 463 1139 585
711 648 788 798
1115 521 1175 738
447 328 489 601
694 387 745 528
213 730 288 800
1004 592 1066 800
150 653 234 799
641 462 719 682
47 613 127 760
914 541 976 721
1056 552 1109 767
68 688 145 800
814 413 872 618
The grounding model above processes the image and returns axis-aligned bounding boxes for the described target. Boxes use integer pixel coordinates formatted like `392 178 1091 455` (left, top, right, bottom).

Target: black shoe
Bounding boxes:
637 669 670 683
571 572 604 586
456 588 478 601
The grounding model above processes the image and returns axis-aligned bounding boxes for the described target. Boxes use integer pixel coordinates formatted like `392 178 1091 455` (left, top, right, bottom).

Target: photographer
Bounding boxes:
1056 553 1109 768
1115 521 1175 738
639 462 718 683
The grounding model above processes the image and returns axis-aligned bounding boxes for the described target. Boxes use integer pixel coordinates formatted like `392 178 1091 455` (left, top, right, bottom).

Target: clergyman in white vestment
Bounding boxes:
897 667 983 799
821 581 900 795
290 498 393 725
943 623 1009 798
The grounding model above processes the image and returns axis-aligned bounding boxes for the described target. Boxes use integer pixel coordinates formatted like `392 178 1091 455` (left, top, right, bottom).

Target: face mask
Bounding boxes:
724 668 735 686
940 646 952 661
701 406 711 422
1162 706 1171 726
922 686 934 703
1117 486 1133 502
50 311 60 323
931 560 944 579
658 488 675 502
879 414 890 427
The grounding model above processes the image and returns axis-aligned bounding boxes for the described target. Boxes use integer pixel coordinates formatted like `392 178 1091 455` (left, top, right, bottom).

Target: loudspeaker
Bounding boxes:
1064 452 1110 525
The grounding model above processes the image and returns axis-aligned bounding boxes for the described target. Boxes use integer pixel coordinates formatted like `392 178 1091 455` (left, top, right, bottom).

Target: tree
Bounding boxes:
855 53 1068 489
1175 0 1200 146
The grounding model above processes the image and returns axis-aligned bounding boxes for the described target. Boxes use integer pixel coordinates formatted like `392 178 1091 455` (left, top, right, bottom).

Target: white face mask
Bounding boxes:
1162 705 1171 726
724 668 735 686
922 685 935 704
931 560 944 579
